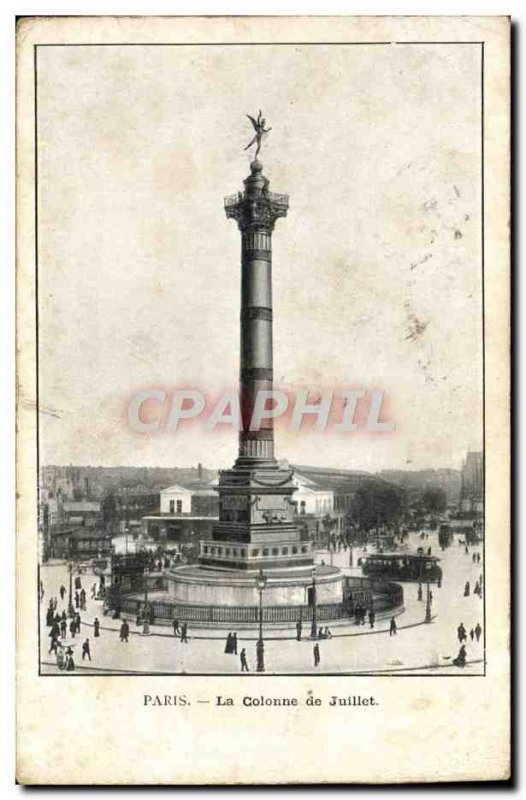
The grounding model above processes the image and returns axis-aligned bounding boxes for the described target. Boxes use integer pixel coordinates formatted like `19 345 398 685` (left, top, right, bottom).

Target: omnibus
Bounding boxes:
361 553 442 583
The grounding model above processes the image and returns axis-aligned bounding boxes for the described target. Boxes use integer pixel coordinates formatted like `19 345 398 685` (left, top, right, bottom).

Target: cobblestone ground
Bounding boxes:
39 529 484 675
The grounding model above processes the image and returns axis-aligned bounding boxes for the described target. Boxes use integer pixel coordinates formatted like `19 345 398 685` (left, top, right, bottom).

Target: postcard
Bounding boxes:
16 15 510 784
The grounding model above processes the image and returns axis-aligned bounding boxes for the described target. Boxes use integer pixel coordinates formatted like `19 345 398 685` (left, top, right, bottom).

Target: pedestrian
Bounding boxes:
66 649 75 671
49 621 60 640
475 623 482 642
172 618 180 636
296 620 302 641
324 627 333 639
60 619 67 638
69 619 77 638
368 610 375 629
313 643 320 667
59 585 66 600
82 638 91 661
389 617 397 636
94 618 100 638
470 628 475 641
464 581 470 597
477 553 481 563
180 622 188 643
80 588 86 610
240 648 249 672
49 636 59 655
453 644 467 668
474 581 480 596
75 613 81 633
457 623 467 643
75 591 80 609
472 553 477 563
91 583 97 599
75 576 81 591
120 620 129 642
465 545 469 555
225 632 233 654
417 583 423 602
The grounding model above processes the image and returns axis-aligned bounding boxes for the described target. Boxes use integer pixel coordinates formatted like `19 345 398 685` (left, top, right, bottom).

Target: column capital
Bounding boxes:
224 161 288 233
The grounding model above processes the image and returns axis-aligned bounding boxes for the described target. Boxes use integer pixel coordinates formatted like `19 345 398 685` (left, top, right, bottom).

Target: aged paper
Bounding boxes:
16 15 510 784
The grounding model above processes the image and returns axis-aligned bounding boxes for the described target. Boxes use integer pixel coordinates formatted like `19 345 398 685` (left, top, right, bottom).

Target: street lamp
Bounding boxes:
310 565 318 639
425 581 432 623
66 547 75 618
142 568 151 635
256 569 267 672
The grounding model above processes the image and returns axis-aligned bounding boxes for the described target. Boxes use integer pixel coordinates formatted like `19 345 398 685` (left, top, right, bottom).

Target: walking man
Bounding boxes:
59 585 66 601
60 618 67 639
172 618 180 636
69 618 77 639
296 620 302 641
180 622 188 643
240 648 249 672
82 638 91 661
475 622 482 642
313 643 320 667
368 609 375 629
93 617 100 638
120 620 129 642
389 617 397 636
457 622 467 643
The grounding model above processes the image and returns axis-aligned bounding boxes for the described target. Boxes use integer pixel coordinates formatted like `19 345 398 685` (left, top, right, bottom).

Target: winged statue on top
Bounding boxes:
244 110 272 159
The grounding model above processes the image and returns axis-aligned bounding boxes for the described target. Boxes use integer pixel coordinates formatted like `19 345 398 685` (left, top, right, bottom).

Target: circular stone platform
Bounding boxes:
166 563 343 607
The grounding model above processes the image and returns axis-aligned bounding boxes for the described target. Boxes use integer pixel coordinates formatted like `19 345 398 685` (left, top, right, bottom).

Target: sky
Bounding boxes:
37 42 483 471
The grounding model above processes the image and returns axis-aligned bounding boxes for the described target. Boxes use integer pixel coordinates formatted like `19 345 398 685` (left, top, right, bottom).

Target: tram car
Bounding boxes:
361 552 442 583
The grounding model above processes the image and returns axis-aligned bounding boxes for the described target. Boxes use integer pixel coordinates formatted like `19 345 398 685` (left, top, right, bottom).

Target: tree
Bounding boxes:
352 484 405 531
421 488 447 515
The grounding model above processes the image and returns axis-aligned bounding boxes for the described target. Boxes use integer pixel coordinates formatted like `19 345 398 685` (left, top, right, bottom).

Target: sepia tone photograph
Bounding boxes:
35 34 485 678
